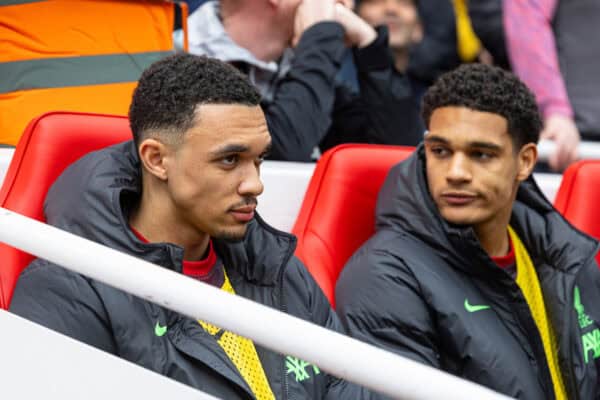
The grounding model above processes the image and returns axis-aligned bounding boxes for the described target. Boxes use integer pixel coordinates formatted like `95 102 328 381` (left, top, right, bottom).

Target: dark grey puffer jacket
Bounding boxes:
10 140 367 399
337 145 600 399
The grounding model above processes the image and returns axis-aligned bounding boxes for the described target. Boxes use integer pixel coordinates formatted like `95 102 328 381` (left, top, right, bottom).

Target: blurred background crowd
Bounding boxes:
2 0 598 172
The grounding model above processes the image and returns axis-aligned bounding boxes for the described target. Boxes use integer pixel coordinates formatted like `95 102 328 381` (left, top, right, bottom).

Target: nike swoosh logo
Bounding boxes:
464 299 491 313
155 321 167 337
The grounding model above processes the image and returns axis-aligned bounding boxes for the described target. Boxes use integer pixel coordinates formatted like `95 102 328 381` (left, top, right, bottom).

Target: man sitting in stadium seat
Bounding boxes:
336 64 600 399
187 0 424 160
10 54 368 399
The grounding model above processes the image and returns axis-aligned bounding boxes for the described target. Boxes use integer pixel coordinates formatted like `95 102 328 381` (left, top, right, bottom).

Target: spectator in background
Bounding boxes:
505 1 600 171
352 0 483 105
467 0 509 69
406 0 460 90
186 0 424 161
352 0 462 99
353 0 429 106
337 64 600 399
355 0 422 74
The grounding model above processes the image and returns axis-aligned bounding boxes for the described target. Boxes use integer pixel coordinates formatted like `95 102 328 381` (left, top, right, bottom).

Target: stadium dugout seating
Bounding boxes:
554 160 600 263
293 150 600 308
0 0 187 146
2 113 598 310
0 111 132 309
292 144 415 307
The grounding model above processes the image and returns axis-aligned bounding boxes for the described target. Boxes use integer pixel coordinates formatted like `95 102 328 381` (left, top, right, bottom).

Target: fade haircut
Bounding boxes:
129 53 261 146
421 64 542 150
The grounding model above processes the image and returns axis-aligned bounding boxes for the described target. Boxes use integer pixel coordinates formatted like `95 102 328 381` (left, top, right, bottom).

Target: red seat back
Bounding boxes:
292 144 415 307
0 111 132 309
554 160 600 263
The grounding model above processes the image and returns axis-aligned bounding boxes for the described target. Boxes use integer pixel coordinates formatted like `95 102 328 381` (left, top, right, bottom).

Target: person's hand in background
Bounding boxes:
334 2 377 48
541 114 580 171
292 0 336 47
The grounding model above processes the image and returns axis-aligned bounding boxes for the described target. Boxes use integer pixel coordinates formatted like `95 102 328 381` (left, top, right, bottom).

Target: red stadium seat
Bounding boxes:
0 111 132 309
292 144 415 307
554 160 600 263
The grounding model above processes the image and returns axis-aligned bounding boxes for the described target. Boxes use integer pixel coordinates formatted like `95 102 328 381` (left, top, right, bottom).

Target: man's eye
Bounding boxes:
222 155 239 166
472 151 494 160
431 147 449 157
255 150 271 165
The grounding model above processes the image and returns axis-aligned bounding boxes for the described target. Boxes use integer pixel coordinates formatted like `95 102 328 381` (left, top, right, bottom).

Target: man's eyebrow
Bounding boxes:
423 135 449 144
424 135 502 151
209 141 272 158
209 144 250 157
468 141 502 151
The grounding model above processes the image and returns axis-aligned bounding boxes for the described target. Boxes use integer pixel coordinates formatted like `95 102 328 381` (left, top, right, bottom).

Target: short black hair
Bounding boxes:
129 53 261 146
421 64 542 149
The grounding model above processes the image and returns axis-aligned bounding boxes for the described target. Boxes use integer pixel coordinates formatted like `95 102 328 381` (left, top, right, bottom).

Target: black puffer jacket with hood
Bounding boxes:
337 145 600 399
10 141 367 399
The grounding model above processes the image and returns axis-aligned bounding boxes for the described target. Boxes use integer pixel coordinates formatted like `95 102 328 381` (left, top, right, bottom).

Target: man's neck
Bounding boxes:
221 9 286 63
392 48 410 73
474 220 511 258
129 191 210 261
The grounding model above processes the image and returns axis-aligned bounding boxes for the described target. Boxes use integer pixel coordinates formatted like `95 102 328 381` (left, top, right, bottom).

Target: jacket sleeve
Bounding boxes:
467 0 509 68
336 245 441 371
282 256 380 399
321 26 424 151
503 0 572 119
264 22 347 161
9 260 116 354
407 0 460 85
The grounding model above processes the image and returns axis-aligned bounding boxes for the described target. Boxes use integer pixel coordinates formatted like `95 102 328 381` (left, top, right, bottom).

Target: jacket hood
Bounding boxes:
44 141 155 258
375 144 599 276
44 140 295 284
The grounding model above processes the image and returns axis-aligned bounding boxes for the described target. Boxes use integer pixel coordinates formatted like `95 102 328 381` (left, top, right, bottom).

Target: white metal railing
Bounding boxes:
538 139 600 161
0 208 512 400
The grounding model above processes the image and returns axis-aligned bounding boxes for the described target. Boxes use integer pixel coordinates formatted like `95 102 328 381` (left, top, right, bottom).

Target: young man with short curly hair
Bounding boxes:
337 63 600 399
11 54 367 400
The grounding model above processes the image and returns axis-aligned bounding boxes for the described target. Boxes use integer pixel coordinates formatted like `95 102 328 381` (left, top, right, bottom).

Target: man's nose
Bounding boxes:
446 153 472 183
385 0 400 12
238 163 264 197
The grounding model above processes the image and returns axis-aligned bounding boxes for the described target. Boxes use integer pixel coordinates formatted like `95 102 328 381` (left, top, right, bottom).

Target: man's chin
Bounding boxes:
212 227 248 243
440 211 481 228
219 235 245 243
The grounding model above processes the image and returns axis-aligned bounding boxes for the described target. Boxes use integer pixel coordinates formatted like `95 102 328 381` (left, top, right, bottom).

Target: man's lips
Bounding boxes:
229 205 256 222
440 192 477 206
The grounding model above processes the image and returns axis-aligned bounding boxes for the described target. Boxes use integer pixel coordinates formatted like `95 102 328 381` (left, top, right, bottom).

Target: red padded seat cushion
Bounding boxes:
292 144 415 306
554 160 600 264
0 111 132 309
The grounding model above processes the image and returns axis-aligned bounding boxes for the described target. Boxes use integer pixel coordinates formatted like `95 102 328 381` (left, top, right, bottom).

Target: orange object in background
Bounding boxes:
0 0 188 146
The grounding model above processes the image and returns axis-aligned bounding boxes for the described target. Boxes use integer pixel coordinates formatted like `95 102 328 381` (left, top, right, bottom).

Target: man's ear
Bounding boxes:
516 143 538 182
138 138 171 181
